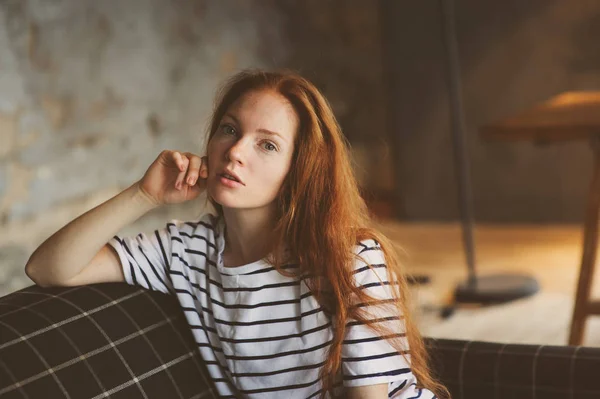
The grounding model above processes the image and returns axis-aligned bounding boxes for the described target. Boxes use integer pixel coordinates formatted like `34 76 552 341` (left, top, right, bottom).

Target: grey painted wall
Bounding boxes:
0 0 389 295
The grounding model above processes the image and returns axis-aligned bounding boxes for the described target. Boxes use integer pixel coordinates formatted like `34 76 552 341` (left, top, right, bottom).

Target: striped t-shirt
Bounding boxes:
108 213 434 398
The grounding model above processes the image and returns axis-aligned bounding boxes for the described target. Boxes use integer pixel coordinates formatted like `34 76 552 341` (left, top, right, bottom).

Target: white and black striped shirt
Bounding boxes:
108 213 435 398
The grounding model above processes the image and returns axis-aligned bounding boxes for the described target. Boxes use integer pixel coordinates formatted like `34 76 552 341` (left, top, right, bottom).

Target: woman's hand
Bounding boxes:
135 150 208 207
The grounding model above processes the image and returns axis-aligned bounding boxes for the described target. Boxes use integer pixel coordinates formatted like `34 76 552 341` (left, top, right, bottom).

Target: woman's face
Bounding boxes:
207 89 298 211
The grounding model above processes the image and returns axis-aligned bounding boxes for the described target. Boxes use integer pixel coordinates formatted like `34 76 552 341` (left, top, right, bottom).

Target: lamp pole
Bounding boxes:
439 0 539 304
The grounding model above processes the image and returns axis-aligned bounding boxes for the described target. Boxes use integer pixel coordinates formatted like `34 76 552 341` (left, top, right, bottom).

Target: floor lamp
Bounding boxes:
439 0 539 305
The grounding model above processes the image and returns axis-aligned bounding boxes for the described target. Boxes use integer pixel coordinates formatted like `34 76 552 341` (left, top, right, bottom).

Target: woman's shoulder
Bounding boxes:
353 238 382 256
351 237 386 274
166 213 222 237
349 238 393 293
188 212 221 229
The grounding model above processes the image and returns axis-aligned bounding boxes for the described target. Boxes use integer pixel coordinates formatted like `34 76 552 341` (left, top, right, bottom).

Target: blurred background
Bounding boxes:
2 0 600 346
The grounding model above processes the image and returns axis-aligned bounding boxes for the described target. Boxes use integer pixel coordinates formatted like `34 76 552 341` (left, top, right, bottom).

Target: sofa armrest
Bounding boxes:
0 283 218 399
425 337 600 399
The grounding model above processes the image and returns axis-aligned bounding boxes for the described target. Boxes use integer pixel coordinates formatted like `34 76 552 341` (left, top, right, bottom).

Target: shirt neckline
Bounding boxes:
214 215 271 276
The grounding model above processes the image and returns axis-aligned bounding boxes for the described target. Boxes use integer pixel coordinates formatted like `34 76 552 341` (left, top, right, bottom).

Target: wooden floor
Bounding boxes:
376 220 600 347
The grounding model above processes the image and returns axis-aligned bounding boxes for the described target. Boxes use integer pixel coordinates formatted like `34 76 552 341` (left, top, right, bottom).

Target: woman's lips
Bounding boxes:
218 175 243 188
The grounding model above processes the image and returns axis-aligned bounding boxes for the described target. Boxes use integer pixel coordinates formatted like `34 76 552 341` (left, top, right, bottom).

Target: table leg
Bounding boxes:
569 136 600 345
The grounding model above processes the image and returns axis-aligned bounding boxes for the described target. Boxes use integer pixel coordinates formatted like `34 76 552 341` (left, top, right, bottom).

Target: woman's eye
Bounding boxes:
222 125 236 135
263 142 277 152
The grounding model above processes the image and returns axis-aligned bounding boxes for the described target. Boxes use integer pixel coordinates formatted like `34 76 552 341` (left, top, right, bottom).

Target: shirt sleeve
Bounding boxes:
341 239 436 398
107 223 175 295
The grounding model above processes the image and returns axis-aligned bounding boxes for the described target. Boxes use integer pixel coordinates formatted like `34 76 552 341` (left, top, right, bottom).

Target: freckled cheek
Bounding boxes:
265 170 289 195
207 142 225 172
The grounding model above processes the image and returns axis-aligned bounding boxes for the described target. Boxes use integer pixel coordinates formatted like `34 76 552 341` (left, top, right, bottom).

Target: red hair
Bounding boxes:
203 69 449 398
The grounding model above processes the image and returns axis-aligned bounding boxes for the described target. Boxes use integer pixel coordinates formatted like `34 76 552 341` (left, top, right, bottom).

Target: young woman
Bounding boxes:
25 69 448 399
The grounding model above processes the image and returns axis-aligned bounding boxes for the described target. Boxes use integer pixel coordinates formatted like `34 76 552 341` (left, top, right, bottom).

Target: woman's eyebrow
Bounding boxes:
257 128 286 142
224 113 286 142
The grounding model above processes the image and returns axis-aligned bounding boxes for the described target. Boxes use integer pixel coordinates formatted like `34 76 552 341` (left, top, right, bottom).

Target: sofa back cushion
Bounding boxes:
0 283 218 399
3 283 600 399
426 336 600 399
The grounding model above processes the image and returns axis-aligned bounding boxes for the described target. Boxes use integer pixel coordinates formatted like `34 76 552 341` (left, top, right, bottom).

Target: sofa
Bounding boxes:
1 283 599 399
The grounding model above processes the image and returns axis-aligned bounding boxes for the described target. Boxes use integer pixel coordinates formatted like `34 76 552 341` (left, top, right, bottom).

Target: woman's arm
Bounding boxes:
25 150 207 287
25 183 158 286
346 383 388 399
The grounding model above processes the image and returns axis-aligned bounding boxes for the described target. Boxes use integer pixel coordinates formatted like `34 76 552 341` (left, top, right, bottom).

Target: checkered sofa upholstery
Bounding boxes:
426 336 600 399
0 283 219 399
2 283 600 399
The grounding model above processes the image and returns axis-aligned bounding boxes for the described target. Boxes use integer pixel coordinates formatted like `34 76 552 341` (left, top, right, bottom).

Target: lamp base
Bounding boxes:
454 274 539 304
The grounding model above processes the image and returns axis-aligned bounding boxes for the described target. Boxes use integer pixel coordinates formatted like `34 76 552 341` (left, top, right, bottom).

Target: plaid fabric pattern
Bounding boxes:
3 282 600 399
426 338 600 399
0 283 219 399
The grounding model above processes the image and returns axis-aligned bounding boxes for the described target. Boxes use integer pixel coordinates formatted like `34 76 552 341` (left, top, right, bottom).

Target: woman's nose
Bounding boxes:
226 139 247 164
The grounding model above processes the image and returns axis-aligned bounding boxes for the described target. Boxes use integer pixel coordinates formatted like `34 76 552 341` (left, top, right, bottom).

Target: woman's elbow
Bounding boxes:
25 264 47 287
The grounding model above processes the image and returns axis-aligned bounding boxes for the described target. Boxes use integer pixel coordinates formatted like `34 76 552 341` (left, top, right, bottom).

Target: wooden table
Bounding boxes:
480 91 600 346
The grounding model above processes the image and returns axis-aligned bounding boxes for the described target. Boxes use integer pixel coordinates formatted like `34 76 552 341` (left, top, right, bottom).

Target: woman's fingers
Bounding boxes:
169 151 205 191
172 151 186 172
184 153 202 186
173 152 190 190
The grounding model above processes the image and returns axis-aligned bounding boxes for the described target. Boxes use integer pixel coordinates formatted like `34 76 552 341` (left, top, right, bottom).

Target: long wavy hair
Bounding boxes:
203 69 449 399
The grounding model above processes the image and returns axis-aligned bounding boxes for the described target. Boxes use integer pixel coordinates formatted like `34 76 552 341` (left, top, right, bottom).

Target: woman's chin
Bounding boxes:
208 188 238 208
208 183 276 210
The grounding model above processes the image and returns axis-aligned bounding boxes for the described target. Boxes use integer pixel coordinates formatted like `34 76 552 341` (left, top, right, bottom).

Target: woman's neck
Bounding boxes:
222 208 277 267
